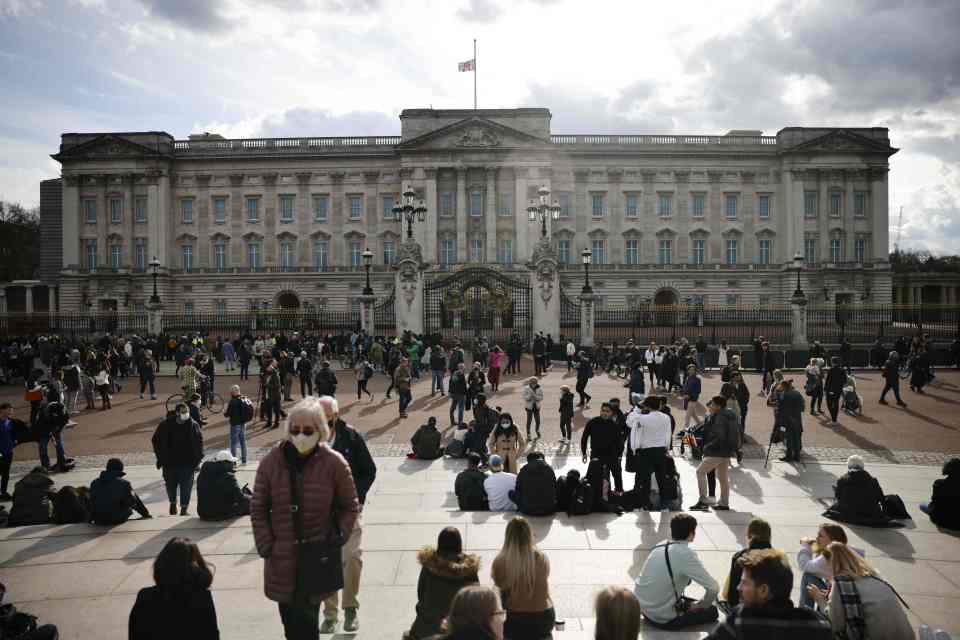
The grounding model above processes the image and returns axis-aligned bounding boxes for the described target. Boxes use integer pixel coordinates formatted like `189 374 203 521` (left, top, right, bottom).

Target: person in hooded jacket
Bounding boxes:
152 403 204 516
455 453 488 511
197 450 251 521
920 457 960 530
411 417 444 460
404 527 481 640
511 452 557 516
6 466 56 526
90 458 151 525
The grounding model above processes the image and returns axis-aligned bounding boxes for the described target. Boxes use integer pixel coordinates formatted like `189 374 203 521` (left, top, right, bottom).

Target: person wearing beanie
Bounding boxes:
90 458 152 525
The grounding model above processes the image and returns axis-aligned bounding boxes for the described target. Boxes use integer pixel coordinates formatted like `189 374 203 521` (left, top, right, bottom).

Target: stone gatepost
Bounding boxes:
528 238 560 340
359 294 377 334
580 293 597 347
394 240 426 335
791 294 808 348
147 302 163 336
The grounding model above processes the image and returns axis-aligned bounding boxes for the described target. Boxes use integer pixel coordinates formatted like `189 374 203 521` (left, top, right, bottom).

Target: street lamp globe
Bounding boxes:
792 251 805 298
362 248 373 266
581 248 592 265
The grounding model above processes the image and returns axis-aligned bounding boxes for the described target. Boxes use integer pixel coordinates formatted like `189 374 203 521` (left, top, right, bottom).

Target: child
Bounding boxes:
558 385 574 444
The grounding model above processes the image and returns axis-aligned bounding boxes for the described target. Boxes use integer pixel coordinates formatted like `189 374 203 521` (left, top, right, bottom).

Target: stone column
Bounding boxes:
359 294 377 333
24 285 34 314
424 167 438 263
147 301 163 336
62 175 81 269
580 292 596 347
516 168 532 264
456 168 467 263
0 289 6 314
48 287 56 316
485 168 497 263
529 239 560 339
791 294 808 348
395 241 425 335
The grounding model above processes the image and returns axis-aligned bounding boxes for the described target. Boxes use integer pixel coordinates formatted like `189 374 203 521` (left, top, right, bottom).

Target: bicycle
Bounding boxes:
164 389 225 415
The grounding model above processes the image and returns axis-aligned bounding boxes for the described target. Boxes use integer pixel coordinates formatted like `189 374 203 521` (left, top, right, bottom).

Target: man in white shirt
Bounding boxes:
565 340 577 372
483 454 517 511
627 395 673 510
634 513 719 629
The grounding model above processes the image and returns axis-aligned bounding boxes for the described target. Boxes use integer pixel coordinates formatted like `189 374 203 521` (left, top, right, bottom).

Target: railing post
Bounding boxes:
791 294 808 349
147 303 163 336
359 294 376 334
580 293 596 347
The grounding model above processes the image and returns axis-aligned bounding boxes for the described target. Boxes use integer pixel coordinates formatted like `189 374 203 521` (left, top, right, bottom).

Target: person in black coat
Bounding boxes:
319 397 378 507
879 350 906 407
90 458 151 525
826 455 888 525
511 452 557 516
722 518 772 609
151 404 204 516
910 347 931 393
405 527 480 639
129 537 220 640
197 452 250 521
575 354 593 407
412 417 444 460
455 453 489 511
314 360 338 397
920 457 960 530
823 357 847 424
6 466 55 527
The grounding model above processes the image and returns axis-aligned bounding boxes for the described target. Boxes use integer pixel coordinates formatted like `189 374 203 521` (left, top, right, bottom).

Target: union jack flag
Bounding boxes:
458 59 475 72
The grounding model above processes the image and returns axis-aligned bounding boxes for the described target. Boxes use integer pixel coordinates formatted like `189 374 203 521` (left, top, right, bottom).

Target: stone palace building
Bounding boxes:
39 107 902 314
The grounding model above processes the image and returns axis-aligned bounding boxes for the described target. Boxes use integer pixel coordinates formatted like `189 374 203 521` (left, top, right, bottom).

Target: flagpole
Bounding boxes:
473 38 477 111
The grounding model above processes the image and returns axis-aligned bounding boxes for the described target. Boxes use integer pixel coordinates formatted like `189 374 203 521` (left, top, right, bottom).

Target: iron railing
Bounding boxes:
559 289 582 345
807 304 960 343
374 293 396 337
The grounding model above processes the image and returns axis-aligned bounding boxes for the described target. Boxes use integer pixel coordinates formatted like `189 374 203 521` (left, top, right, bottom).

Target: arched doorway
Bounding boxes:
653 289 678 306
275 291 300 309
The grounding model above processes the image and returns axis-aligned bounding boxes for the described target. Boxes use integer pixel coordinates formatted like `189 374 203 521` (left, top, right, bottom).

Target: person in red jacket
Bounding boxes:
251 397 360 639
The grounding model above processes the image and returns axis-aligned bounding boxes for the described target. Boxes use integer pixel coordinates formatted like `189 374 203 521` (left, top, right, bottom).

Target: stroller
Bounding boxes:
677 420 706 461
841 385 862 416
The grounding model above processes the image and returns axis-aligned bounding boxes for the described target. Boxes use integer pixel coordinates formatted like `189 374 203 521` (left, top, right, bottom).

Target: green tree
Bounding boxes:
0 200 41 281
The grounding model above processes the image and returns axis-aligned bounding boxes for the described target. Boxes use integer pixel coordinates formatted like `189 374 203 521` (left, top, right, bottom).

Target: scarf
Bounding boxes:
833 576 867 640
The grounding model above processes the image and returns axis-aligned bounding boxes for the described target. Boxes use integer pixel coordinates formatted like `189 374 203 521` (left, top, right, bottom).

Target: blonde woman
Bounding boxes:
595 586 640 640
492 516 554 638
808 542 914 640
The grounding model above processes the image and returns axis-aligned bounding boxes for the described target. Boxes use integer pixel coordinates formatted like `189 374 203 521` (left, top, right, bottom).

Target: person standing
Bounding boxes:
0 402 25 500
355 356 375 401
717 340 728 370
222 339 236 373
695 335 708 373
429 345 447 396
448 363 468 426
297 351 313 398
581 403 624 494
263 363 284 430
251 398 360 639
804 358 824 416
139 349 157 400
466 362 486 411
558 385 574 445
575 353 593 407
487 345 503 392
627 396 673 510
237 341 251 381
314 360 337 398
778 379 806 462
566 339 577 372
521 377 543 440
824 357 846 425
318 396 377 634
223 385 249 465
394 358 413 419
489 414 525 474
152 402 204 516
689 396 739 511
682 365 706 430
532 334 546 376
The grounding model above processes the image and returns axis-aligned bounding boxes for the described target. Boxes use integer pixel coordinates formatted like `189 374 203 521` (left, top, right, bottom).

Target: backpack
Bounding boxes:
569 479 595 516
882 494 911 520
239 396 255 424
445 439 465 459
363 363 374 380
556 470 579 512
53 486 91 524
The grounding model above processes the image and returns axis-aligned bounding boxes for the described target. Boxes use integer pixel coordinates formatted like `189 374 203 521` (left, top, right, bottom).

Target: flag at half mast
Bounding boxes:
458 59 475 71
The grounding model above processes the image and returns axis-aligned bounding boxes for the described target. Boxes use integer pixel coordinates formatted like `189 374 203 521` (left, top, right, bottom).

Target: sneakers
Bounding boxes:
320 619 337 634
713 504 731 511
343 608 359 632
689 502 710 511
169 503 177 516
179 506 189 516
879 399 889 405
897 401 908 407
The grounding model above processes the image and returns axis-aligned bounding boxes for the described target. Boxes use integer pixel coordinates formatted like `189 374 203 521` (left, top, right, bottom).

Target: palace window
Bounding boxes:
110 197 123 224
830 192 842 217
557 239 570 264
215 300 226 315
498 192 513 217
658 239 672 265
726 239 738 265
180 199 194 224
313 240 328 270
213 197 227 224
557 193 571 218
313 195 328 222
439 239 456 266
382 195 395 219
280 241 295 271
830 237 842 263
804 191 818 218
134 197 147 223
658 193 672 218
83 199 97 224
439 192 454 217
247 241 262 269
181 244 193 272
110 243 121 269
349 195 363 220
470 237 483 263
855 236 867 263
804 236 818 265
854 192 868 217
591 193 607 217
470 191 483 217
246 197 260 222
625 239 639 264
758 194 771 219
85 240 97 269
214 242 226 272
692 239 705 265
498 239 513 265
591 239 606 265
134 240 147 271
349 241 362 266
691 193 705 218
725 194 738 219
279 195 295 223
383 240 395 265
758 239 771 265
624 193 639 218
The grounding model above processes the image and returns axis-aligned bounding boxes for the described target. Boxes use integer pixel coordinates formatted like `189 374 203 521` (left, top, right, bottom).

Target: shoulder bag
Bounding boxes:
662 542 691 615
285 453 345 600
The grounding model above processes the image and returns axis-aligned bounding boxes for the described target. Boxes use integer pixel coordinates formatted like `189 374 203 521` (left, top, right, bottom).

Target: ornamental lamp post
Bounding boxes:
526 185 562 239
148 257 161 305
393 186 427 240
362 248 374 296
581 248 593 295
792 252 804 298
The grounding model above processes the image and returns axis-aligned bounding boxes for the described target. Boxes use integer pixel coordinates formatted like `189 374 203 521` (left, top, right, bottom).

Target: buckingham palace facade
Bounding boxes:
44 108 897 313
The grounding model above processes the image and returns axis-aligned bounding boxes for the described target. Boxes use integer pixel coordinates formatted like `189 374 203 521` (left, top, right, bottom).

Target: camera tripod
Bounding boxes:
764 424 788 469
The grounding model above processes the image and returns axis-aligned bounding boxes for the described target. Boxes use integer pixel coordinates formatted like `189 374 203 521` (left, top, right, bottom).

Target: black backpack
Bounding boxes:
239 396 255 424
53 486 91 525
882 494 911 520
556 469 579 512
569 478 595 516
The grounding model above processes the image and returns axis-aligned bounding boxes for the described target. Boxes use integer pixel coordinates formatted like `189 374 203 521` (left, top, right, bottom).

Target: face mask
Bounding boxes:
500 421 510 428
177 412 190 423
290 431 320 454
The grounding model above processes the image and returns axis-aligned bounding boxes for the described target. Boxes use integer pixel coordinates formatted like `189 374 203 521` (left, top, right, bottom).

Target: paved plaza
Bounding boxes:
2 361 960 638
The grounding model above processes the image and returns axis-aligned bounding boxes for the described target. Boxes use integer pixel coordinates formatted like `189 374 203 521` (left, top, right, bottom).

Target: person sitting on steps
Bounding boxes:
410 417 443 460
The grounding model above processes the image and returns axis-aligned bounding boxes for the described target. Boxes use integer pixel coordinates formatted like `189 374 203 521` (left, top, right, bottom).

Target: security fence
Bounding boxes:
807 304 960 343
0 312 148 337
161 309 360 337
594 304 793 345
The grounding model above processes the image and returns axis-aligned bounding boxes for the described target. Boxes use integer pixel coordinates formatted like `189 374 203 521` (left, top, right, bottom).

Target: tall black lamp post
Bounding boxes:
792 252 805 298
526 185 562 239
362 248 374 296
148 257 161 305
581 248 593 295
392 186 427 240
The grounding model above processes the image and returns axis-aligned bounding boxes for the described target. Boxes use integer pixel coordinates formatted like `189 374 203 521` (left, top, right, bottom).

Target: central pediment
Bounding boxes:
781 129 898 157
396 116 550 151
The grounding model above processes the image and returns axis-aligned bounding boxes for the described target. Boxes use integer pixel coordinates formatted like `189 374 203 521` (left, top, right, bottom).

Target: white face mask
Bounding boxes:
290 431 320 454
177 412 190 423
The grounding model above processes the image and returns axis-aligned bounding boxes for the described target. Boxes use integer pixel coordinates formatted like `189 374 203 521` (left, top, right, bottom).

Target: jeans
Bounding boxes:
643 598 718 629
697 457 730 506
398 389 412 415
323 516 363 621
525 406 541 435
431 370 445 394
300 376 313 398
696 352 706 372
559 414 572 440
162 465 195 507
139 375 155 397
357 379 371 399
278 602 320 640
239 361 249 380
38 432 66 469
826 393 840 421
799 573 828 609
230 423 247 464
449 394 466 425
265 398 283 427
881 380 904 403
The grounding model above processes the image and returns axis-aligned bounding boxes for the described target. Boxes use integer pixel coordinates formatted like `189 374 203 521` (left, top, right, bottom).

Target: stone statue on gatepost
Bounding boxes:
394 240 426 335
528 238 560 341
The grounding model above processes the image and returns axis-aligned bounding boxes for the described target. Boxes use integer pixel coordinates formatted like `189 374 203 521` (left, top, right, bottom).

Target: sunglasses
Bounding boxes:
288 426 317 437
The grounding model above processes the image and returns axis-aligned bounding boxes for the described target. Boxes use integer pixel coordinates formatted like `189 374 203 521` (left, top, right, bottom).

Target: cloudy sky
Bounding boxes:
1 0 958 252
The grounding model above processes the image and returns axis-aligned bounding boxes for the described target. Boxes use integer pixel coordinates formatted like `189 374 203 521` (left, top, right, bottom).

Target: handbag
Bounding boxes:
24 389 42 402
663 542 691 615
285 451 345 599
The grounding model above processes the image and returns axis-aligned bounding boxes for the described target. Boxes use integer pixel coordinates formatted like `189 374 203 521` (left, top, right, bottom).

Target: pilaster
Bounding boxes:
485 167 497 263
456 168 467 263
